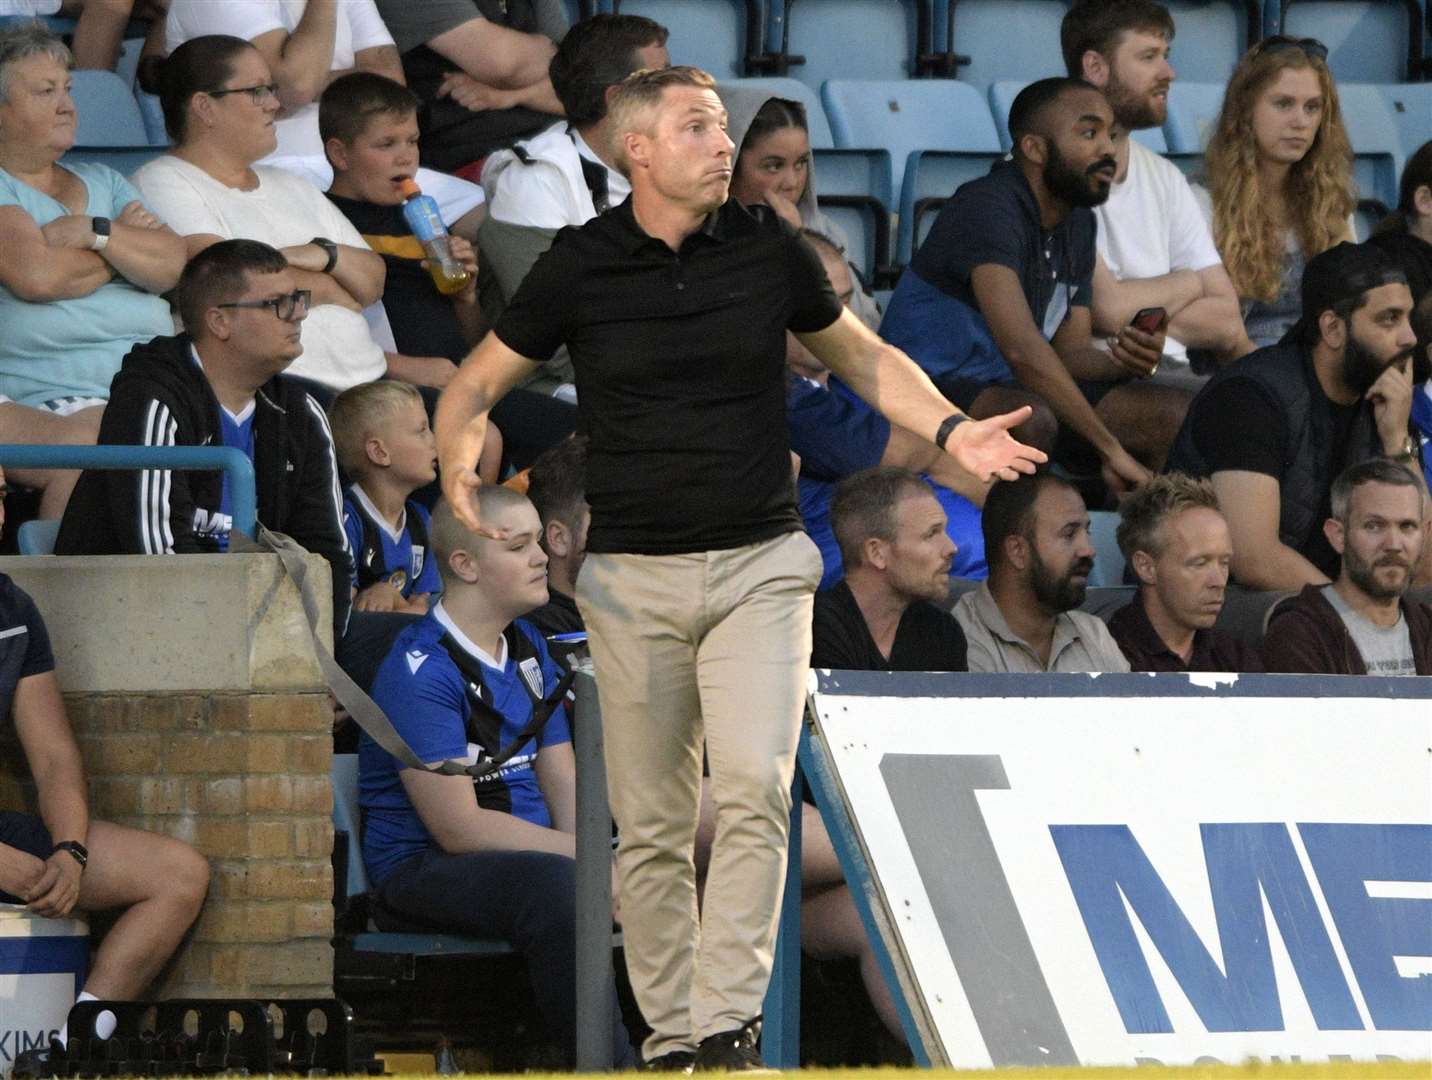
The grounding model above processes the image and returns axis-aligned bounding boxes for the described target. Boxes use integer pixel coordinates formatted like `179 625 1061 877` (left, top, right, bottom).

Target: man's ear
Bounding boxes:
1318 309 1348 352
365 435 390 468
1003 532 1031 572
545 518 570 559
863 536 889 572
1018 131 1049 167
325 136 351 174
1324 516 1346 557
1081 48 1110 88
447 546 479 585
624 130 652 172
1131 549 1157 586
202 306 230 342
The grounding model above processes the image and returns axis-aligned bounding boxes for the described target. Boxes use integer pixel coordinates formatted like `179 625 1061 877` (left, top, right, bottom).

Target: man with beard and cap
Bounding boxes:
1062 0 1255 376
879 76 1186 496
953 471 1130 672
1262 458 1432 674
1166 241 1427 591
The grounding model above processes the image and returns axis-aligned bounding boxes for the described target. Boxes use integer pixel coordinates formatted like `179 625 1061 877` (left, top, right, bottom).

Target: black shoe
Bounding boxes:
643 1049 696 1072
692 1020 779 1073
12 1042 60 1079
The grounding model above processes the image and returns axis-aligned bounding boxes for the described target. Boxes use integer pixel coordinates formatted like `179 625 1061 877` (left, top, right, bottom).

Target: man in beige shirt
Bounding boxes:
954 472 1130 672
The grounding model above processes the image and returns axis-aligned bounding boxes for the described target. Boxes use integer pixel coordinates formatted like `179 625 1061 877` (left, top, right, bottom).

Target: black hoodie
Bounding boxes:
56 334 353 634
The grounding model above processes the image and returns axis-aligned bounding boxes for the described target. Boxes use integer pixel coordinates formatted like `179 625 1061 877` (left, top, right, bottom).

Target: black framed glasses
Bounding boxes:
1254 35 1329 62
207 82 280 105
217 289 311 321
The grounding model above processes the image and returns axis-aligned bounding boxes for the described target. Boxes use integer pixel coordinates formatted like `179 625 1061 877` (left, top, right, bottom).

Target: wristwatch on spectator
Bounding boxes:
1390 434 1421 464
89 217 110 252
934 412 969 452
53 840 88 869
311 237 338 274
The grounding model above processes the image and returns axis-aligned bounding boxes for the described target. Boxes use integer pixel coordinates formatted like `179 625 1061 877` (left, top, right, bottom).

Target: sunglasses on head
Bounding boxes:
1254 35 1329 62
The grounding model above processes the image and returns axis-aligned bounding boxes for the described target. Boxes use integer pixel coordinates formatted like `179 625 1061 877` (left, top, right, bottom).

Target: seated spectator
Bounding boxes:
373 0 567 172
480 14 667 342
1194 36 1356 348
1108 473 1262 672
137 35 455 397
0 25 182 417
1263 458 1432 674
330 380 439 616
55 240 353 636
787 230 987 585
0 463 208 1072
525 435 587 639
813 466 967 672
163 0 485 231
0 401 101 520
879 77 1181 493
718 87 880 327
1166 242 1423 591
1061 0 1254 375
321 72 574 469
953 471 1130 672
1370 141 1432 303
359 489 633 1068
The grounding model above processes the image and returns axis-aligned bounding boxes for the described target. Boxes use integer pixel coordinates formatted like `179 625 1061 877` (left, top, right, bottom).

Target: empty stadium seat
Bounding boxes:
768 0 929 88
611 0 764 79
1337 82 1403 207
824 79 1003 263
1163 0 1260 83
936 0 1069 88
1277 0 1425 82
1163 80 1226 153
64 69 165 175
1086 510 1127 588
17 520 58 557
1379 81 1432 181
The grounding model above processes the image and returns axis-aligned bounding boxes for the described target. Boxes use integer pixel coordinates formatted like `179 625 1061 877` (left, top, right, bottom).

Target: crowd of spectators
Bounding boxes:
2 0 1431 1070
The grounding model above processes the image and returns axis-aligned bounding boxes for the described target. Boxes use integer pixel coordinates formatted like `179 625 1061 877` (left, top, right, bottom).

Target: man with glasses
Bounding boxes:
56 240 353 635
1062 0 1255 377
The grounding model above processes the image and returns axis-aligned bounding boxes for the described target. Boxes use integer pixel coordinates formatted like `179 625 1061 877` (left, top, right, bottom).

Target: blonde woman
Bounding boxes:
1195 37 1356 347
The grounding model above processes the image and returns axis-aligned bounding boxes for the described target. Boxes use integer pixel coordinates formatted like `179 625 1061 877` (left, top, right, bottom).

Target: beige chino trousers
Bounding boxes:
577 530 824 1058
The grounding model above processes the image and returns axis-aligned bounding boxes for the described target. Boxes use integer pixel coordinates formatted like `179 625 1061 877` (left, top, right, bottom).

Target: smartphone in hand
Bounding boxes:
1131 306 1167 335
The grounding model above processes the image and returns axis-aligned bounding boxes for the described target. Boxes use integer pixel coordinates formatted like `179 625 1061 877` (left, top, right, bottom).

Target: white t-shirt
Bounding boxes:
1095 139 1224 366
132 155 387 390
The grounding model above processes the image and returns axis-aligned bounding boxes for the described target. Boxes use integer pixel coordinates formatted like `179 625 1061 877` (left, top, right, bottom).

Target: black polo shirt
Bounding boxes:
1108 593 1263 673
811 580 967 672
494 196 843 555
0 574 55 734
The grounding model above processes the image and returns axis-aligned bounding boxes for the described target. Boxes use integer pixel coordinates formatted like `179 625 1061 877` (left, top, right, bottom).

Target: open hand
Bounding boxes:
944 406 1048 481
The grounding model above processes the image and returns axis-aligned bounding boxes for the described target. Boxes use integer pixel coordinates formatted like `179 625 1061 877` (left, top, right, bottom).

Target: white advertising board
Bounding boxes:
805 671 1432 1070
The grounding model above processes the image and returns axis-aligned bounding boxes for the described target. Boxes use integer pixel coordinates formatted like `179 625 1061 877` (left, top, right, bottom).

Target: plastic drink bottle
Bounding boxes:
398 178 471 296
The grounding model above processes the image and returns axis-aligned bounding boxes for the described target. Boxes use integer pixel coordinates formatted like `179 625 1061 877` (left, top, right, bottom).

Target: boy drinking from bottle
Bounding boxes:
321 72 484 362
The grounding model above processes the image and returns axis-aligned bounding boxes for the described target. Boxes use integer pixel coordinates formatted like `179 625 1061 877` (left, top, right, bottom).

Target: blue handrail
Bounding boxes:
0 444 258 540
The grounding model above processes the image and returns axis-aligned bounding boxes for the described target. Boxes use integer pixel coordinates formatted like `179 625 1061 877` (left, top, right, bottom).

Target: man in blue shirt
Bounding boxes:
359 486 631 1067
880 77 1184 497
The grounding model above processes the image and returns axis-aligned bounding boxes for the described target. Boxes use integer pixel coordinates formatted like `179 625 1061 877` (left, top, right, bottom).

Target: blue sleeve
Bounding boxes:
410 503 442 595
527 625 571 748
911 180 1023 293
370 645 470 766
786 375 889 481
101 165 145 216
342 500 363 591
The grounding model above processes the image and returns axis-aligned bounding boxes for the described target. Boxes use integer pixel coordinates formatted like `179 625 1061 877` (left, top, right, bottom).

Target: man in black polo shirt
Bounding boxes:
1108 473 1261 672
0 467 209 1072
434 65 1043 1071
812 467 968 672
1166 242 1426 591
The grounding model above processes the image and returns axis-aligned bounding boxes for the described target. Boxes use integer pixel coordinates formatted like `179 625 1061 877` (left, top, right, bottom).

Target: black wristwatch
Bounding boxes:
89 216 111 252
934 412 969 451
53 840 88 869
311 236 338 274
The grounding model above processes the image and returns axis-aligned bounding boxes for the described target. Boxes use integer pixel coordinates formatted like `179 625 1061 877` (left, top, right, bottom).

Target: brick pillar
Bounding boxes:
0 554 336 999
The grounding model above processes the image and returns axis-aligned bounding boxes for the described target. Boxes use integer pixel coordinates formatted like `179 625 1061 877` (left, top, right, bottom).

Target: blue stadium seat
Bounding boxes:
1337 82 1403 207
610 0 764 79
822 79 1003 263
935 0 1069 89
768 0 929 88
1379 82 1432 181
1164 80 1227 153
1163 0 1260 84
1276 0 1425 82
64 69 165 175
17 520 59 556
1086 510 1127 588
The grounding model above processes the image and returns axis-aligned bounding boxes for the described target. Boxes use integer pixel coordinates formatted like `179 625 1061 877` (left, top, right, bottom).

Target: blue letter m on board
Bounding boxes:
1050 824 1362 1034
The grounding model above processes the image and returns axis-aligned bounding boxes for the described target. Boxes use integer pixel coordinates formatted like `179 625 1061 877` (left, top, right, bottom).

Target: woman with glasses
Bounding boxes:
131 33 395 400
0 23 185 516
1193 36 1356 348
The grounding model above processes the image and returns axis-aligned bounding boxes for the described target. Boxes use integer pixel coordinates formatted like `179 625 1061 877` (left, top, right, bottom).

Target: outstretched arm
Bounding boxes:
796 308 1046 483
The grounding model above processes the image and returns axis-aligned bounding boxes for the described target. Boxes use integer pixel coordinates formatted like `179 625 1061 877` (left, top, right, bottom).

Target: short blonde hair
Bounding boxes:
328 379 425 478
1116 472 1222 559
606 64 716 177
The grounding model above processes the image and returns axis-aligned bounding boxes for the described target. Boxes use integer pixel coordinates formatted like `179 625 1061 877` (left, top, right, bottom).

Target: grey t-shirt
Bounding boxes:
1322 585 1417 676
